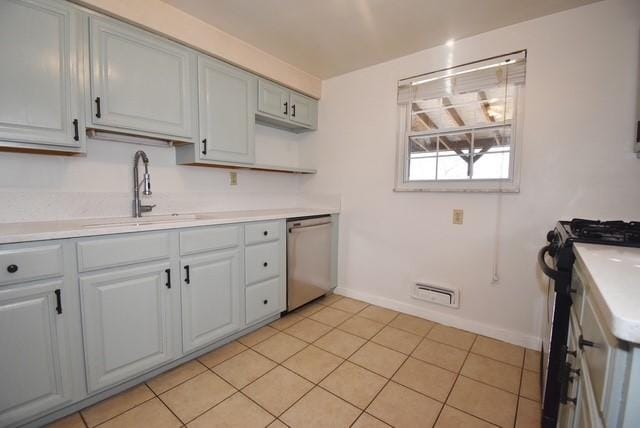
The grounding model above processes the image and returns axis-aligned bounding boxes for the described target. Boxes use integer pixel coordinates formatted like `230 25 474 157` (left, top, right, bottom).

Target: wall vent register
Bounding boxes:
411 283 459 308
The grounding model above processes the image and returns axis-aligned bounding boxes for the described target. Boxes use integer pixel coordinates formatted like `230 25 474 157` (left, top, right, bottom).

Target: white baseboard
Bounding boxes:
334 287 541 350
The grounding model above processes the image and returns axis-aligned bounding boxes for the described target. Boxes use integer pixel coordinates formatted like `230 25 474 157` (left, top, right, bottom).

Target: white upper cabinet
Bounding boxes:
0 0 85 152
257 79 318 132
197 56 256 164
88 16 197 141
258 80 289 120
289 92 315 127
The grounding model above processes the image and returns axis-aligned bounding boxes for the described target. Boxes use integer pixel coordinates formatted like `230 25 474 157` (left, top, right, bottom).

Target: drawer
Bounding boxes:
0 244 63 285
245 241 281 285
180 225 241 255
581 294 613 412
245 221 281 245
246 277 281 324
77 232 170 272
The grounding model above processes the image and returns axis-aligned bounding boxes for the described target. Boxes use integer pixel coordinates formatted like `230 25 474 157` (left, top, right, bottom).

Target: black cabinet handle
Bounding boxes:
202 139 207 155
165 268 171 289
291 104 296 117
6 264 18 274
284 101 288 116
263 299 268 305
184 265 190 284
578 335 595 350
263 262 268 267
95 97 101 118
54 289 62 314
73 119 79 141
263 230 268 236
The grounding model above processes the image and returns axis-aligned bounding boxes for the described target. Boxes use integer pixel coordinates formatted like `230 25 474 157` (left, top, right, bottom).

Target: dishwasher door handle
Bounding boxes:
288 221 332 233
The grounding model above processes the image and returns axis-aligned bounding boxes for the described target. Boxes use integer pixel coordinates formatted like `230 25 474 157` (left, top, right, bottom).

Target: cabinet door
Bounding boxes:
0 0 84 150
0 279 72 426
89 16 195 139
289 92 316 128
80 262 174 392
181 249 241 352
258 79 288 120
198 56 256 163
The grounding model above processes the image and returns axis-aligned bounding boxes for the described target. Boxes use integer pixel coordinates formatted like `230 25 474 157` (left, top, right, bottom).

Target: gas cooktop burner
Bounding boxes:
564 218 640 245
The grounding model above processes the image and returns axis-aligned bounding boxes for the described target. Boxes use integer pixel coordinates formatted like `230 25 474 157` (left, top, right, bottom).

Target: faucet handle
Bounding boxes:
140 204 156 213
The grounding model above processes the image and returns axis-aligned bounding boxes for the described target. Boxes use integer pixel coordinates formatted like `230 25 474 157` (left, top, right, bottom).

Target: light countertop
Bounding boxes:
574 243 640 344
0 208 338 245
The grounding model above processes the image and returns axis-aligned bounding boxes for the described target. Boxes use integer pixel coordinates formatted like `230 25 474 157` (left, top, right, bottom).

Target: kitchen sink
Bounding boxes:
81 213 202 229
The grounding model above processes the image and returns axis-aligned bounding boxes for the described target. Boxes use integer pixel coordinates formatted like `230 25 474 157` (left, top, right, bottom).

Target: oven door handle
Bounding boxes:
538 245 562 281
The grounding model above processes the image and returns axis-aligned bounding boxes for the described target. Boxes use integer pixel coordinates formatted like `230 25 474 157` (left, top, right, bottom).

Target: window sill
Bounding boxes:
393 185 520 193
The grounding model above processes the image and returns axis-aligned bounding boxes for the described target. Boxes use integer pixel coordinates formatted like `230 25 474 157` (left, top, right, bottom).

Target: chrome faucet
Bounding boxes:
132 150 155 217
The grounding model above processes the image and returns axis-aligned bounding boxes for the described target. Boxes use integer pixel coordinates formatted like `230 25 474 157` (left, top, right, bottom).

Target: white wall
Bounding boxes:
301 0 640 348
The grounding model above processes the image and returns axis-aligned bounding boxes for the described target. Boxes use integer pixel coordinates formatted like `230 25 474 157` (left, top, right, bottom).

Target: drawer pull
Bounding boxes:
263 299 268 305
165 268 171 289
263 262 268 267
578 335 595 350
6 264 18 273
184 265 190 284
54 289 62 314
95 97 101 118
263 230 268 236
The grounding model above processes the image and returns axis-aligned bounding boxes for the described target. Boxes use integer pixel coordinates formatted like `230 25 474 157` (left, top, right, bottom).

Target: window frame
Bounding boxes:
394 65 526 193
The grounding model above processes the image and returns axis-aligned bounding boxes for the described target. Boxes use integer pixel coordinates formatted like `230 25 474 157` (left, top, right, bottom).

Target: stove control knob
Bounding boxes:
546 230 557 243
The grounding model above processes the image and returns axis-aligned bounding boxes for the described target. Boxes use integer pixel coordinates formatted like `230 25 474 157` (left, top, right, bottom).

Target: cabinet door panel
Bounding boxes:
89 16 195 139
289 93 315 127
0 279 72 426
80 262 173 392
199 56 256 163
181 249 241 352
0 0 83 149
258 80 288 119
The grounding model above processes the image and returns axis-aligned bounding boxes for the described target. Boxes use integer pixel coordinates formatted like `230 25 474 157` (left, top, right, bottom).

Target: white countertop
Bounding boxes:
574 243 640 344
0 208 338 245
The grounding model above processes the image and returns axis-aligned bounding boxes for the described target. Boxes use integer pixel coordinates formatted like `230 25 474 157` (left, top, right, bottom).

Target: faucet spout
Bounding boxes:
133 150 154 217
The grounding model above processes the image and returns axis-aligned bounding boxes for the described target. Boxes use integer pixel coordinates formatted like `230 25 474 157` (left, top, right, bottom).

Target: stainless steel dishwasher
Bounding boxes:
287 215 334 311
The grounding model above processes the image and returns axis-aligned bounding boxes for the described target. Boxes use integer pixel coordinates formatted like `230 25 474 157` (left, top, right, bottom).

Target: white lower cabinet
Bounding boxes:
180 249 242 352
0 279 73 427
80 262 175 393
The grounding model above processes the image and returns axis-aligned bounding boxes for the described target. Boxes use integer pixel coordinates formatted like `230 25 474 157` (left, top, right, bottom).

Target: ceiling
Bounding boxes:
162 0 598 79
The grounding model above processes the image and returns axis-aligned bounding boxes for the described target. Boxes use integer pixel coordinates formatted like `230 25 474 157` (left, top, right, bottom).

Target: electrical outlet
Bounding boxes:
452 209 464 225
229 171 237 186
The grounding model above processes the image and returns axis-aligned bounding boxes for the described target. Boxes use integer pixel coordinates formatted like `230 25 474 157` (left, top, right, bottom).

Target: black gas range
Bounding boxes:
539 219 640 427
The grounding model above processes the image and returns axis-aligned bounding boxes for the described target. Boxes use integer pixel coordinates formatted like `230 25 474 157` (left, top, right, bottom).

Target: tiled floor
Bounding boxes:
49 295 542 428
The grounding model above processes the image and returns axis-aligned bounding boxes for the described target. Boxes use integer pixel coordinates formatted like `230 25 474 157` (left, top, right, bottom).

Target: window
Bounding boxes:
396 51 526 192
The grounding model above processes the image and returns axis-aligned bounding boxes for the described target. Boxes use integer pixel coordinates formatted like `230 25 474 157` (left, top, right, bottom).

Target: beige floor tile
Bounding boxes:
471 336 524 367
280 386 360 428
320 361 387 409
309 306 352 327
367 381 442 428
524 349 541 373
520 370 541 402
349 341 406 378
427 325 477 350
198 341 247 368
392 357 456 402
147 360 207 394
238 326 279 347
98 398 181 428
293 302 324 317
461 353 522 394
269 313 304 331
412 338 468 373
316 293 344 306
243 366 313 416
159 371 235 423
330 297 369 314
81 384 154 427
284 318 332 343
213 349 276 388
352 412 392 428
339 316 385 339
389 313 435 336
283 345 344 383
267 420 288 428
47 412 85 428
358 305 399 324
252 332 307 363
447 376 517 428
187 392 274 428
515 397 542 428
313 328 367 358
372 326 422 354
435 405 497 427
